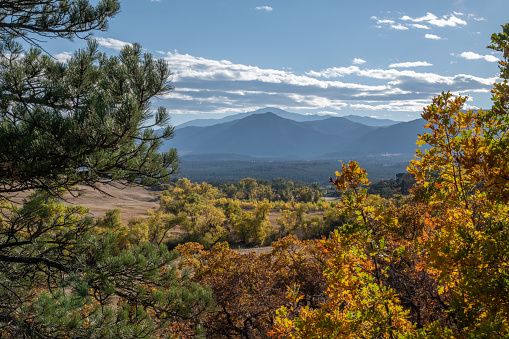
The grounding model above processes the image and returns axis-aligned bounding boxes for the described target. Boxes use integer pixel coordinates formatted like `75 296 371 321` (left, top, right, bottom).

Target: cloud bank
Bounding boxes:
95 37 132 50
389 61 433 68
94 38 497 118
157 50 495 116
457 52 499 62
372 11 481 34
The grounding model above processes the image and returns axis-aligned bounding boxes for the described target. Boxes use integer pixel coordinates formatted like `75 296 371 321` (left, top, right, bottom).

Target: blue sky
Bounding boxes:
46 0 508 125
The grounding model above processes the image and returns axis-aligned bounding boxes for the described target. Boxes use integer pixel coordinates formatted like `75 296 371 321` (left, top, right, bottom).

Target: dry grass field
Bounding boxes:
5 181 161 223
5 182 328 255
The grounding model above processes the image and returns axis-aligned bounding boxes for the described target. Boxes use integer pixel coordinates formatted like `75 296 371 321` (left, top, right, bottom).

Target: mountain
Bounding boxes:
162 112 426 159
349 118 426 154
171 113 339 158
320 118 427 158
341 115 401 127
179 153 259 161
176 107 399 128
306 117 376 140
176 107 329 128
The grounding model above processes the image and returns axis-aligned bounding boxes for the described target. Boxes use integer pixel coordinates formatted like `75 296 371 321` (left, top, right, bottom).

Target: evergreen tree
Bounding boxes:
0 2 211 337
0 0 179 197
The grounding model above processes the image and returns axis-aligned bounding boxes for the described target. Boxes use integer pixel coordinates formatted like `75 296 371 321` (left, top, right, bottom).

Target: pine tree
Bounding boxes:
0 2 212 337
0 0 179 196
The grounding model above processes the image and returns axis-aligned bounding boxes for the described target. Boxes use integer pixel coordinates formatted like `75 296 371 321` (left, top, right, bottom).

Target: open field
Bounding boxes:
5 182 161 223
5 182 332 252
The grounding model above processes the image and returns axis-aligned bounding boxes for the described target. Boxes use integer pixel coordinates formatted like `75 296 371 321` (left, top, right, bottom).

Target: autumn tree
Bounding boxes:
404 23 509 335
178 236 326 338
276 204 308 238
160 179 229 248
0 2 212 337
272 23 509 338
231 200 273 246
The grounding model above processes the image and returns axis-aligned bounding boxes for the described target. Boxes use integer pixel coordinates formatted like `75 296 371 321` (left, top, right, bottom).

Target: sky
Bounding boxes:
45 0 508 125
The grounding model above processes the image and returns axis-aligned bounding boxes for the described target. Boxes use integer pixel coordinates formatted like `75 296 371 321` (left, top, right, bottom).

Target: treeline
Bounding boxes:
97 172 416 263
177 157 411 186
208 177 324 202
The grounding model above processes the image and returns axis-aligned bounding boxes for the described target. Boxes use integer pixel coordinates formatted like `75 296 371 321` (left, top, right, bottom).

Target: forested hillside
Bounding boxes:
177 156 412 185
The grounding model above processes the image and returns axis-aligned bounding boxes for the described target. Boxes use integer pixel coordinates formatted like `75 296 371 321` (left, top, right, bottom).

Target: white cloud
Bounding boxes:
458 52 499 62
318 110 339 115
153 50 497 116
400 13 435 23
95 37 132 50
469 14 486 21
410 24 430 29
373 11 484 38
306 65 496 88
425 34 442 40
54 52 72 63
255 6 273 12
287 94 348 109
377 19 395 24
161 92 196 101
391 24 409 30
164 51 385 91
389 61 433 68
350 100 431 112
352 58 366 65
400 12 467 27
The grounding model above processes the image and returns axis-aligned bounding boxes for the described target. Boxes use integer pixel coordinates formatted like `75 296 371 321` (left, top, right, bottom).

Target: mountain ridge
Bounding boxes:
176 107 401 128
162 111 426 160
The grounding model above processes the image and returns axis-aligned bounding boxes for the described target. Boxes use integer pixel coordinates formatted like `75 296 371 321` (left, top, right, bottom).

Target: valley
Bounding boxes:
164 107 422 185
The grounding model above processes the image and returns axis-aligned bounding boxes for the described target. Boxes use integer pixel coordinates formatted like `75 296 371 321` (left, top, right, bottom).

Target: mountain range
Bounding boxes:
176 107 400 128
161 108 426 160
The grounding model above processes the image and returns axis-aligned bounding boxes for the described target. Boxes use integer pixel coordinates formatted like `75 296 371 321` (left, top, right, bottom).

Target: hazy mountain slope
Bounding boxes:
176 107 331 128
194 113 339 157
336 118 427 156
176 107 404 129
305 117 376 140
162 120 238 153
163 112 426 159
341 115 402 127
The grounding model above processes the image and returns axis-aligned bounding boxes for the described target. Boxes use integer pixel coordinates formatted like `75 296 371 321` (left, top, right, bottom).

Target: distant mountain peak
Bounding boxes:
163 110 426 160
251 107 288 114
248 111 282 118
341 115 401 127
175 107 401 129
